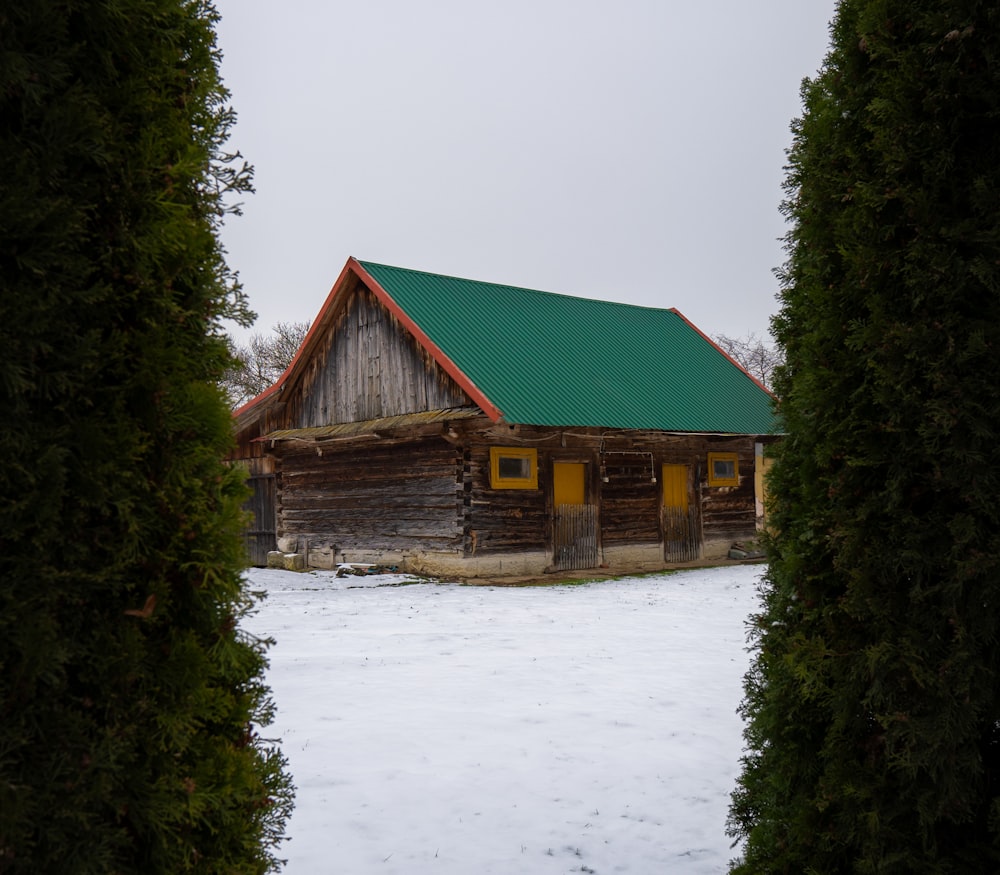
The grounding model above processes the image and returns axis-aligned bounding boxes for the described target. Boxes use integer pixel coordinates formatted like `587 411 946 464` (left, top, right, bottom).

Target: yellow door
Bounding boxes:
661 465 688 511
552 462 596 569
662 464 697 561
553 462 585 506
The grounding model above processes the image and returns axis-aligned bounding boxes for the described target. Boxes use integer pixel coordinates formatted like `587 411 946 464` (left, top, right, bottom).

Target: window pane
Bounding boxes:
713 459 735 480
498 456 530 479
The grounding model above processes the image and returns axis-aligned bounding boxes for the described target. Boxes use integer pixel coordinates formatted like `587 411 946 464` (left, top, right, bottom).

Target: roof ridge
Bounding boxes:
356 259 677 314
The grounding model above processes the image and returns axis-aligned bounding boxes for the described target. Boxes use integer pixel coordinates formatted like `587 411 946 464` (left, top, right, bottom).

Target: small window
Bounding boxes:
707 452 739 487
490 447 538 489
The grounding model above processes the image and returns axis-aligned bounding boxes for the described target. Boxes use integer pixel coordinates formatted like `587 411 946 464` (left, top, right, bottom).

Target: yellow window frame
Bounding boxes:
707 452 739 487
490 446 538 489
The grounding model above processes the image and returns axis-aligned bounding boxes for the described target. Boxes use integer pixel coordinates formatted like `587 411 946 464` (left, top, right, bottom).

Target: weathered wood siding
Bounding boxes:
699 437 758 545
552 504 600 570
242 470 276 566
599 453 662 546
461 427 760 561
278 437 464 555
662 507 700 562
462 442 549 556
286 285 470 428
230 412 278 472
228 454 277 566
234 395 763 568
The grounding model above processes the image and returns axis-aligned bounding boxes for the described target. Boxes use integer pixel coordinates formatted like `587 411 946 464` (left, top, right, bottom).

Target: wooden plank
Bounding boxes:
241 472 276 566
552 504 599 570
662 506 700 562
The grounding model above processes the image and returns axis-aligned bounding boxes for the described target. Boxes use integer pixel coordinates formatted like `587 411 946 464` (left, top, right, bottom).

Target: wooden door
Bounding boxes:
552 462 599 570
662 464 699 562
243 472 277 566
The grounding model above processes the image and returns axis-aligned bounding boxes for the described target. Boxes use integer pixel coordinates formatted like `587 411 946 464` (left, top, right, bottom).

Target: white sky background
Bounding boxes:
213 1 838 346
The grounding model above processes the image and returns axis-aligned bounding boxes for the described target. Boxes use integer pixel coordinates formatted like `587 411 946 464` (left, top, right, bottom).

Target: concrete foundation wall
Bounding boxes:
268 538 745 579
599 542 666 571
702 539 735 560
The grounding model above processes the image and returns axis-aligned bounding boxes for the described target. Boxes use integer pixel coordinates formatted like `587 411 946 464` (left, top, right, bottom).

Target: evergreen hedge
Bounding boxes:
0 2 292 871
728 1 1000 871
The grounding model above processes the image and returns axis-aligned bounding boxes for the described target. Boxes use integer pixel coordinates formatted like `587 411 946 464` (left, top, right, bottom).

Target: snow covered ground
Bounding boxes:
240 564 763 874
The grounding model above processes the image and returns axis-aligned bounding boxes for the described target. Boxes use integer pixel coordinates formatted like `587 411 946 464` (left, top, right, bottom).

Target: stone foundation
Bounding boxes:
702 539 735 560
263 539 754 579
599 542 669 571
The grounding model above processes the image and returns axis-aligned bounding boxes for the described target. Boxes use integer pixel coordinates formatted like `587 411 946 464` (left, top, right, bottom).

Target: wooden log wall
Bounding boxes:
229 410 277 475
462 442 550 555
699 436 758 544
462 426 761 558
596 433 758 547
278 437 464 555
228 427 277 566
262 422 762 565
598 453 662 545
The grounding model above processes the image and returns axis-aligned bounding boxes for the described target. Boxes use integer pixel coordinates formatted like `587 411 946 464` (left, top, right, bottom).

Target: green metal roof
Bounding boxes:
358 261 777 434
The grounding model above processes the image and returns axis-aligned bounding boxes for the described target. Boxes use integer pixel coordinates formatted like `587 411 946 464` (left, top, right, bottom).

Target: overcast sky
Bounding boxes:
213 1 838 345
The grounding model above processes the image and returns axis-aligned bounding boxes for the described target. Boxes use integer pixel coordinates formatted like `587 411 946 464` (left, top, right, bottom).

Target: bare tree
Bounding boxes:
223 320 311 408
712 332 782 391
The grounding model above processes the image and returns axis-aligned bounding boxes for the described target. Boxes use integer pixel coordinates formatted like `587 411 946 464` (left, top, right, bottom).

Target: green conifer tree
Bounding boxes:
728 1 1000 872
0 3 292 871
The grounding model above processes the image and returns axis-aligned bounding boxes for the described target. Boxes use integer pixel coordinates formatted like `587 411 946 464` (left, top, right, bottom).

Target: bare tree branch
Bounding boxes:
222 320 311 408
712 332 782 391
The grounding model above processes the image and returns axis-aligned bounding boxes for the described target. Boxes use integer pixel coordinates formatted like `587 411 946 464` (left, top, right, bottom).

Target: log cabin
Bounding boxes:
231 257 779 577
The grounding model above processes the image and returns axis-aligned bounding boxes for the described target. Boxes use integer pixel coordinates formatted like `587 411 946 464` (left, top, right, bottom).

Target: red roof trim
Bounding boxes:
231 259 358 419
668 308 775 397
349 258 505 422
233 257 505 423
